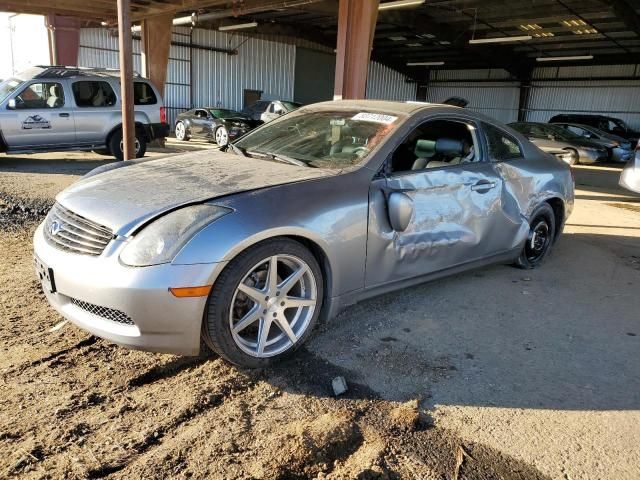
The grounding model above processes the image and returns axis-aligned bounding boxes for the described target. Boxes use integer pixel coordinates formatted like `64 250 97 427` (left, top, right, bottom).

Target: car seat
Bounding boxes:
47 85 62 108
426 138 468 168
411 139 437 170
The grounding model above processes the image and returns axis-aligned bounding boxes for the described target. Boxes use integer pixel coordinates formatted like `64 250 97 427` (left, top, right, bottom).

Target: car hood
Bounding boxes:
56 150 335 236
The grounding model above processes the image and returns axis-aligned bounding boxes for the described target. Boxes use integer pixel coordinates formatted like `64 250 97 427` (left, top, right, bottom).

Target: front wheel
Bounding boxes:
215 126 229 147
563 148 579 166
202 239 323 368
175 121 189 141
109 130 146 161
514 203 556 269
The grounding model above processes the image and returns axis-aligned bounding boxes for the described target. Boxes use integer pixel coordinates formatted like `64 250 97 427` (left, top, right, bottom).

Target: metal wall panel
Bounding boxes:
191 28 295 112
366 61 415 101
433 68 514 81
425 82 520 124
533 64 640 79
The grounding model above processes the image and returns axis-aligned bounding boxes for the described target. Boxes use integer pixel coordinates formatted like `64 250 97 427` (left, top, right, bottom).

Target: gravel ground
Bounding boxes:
0 149 638 479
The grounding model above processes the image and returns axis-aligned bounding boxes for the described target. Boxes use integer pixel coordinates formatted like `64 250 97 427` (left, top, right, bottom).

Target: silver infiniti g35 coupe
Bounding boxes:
33 100 574 367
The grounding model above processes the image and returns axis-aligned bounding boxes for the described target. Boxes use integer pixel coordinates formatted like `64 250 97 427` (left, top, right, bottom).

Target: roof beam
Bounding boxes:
609 0 640 38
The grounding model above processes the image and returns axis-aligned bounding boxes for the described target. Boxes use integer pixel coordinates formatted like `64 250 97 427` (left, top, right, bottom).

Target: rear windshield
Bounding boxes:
0 78 21 104
209 108 246 119
281 101 302 111
134 82 157 105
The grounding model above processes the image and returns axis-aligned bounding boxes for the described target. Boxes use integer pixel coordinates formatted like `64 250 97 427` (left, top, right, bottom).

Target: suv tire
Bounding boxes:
109 129 147 161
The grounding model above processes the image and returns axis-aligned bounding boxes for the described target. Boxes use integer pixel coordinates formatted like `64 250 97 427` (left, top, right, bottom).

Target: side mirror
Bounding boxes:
7 99 16 110
388 192 414 232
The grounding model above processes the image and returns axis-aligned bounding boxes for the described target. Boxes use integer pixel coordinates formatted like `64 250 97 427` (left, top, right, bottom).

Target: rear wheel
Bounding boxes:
175 121 189 141
109 129 146 160
202 239 323 368
514 203 556 269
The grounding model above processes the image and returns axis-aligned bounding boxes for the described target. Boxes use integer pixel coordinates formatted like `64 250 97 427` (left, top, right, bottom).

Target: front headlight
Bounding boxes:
120 204 231 267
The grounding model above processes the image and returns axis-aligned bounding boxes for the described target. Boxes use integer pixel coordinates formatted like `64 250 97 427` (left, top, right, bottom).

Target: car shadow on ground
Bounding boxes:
264 231 640 412
0 155 118 176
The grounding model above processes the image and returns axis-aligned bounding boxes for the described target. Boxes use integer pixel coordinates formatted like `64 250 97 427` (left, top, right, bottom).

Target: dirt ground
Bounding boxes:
0 146 638 480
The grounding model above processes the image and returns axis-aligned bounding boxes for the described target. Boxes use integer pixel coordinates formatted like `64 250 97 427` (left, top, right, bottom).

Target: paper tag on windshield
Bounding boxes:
351 112 398 124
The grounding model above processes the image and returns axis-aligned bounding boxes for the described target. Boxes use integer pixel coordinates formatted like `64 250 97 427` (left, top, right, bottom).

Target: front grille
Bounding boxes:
44 203 113 256
70 298 134 326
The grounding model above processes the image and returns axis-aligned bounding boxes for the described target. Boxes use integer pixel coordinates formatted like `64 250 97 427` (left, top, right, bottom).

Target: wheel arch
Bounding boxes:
106 122 150 148
544 197 565 241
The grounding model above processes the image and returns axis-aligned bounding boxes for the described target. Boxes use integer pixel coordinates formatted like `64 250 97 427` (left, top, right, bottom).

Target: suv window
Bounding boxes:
484 123 522 161
72 81 116 108
134 82 157 105
14 82 64 109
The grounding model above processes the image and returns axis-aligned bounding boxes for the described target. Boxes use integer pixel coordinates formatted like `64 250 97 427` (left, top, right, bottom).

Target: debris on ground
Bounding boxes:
332 376 348 396
0 193 51 231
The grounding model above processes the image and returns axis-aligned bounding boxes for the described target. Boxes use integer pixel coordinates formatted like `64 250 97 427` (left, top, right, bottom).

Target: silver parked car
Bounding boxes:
510 122 607 165
0 66 168 160
33 100 574 367
551 122 633 163
242 99 301 123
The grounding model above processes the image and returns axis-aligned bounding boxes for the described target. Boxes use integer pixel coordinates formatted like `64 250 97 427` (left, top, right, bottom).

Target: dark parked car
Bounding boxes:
551 122 633 163
549 114 640 144
242 100 301 123
510 122 607 165
175 108 257 146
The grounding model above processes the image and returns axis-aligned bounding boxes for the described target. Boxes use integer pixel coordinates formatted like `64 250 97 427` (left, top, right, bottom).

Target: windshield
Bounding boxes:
0 78 21 104
545 124 582 140
611 118 629 131
234 109 403 169
210 108 246 119
281 101 301 112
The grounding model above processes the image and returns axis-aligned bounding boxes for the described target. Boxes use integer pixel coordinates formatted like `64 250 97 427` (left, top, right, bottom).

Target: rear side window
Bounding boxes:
14 82 64 109
483 123 523 161
134 82 157 105
72 81 116 108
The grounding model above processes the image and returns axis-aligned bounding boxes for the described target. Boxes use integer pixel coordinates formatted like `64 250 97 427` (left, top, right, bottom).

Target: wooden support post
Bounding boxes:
46 15 80 66
140 13 173 94
334 0 379 100
117 0 135 160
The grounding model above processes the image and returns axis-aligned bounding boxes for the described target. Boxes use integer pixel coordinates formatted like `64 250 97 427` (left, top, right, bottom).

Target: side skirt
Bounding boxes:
321 247 522 322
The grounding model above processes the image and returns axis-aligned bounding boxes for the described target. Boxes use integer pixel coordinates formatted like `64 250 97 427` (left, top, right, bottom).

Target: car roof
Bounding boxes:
300 99 460 115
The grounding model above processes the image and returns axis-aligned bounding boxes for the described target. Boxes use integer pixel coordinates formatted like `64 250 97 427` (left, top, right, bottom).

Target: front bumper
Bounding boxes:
33 223 226 356
577 147 607 164
612 147 633 163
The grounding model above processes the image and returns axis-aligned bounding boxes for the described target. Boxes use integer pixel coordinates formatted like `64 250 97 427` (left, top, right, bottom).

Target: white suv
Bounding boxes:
0 66 169 160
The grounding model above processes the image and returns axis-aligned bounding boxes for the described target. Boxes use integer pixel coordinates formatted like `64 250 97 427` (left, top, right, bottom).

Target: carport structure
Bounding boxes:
2 0 640 157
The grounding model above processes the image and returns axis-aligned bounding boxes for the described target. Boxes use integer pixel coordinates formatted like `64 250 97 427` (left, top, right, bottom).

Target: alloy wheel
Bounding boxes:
119 137 141 155
229 254 317 358
216 127 229 146
175 122 186 140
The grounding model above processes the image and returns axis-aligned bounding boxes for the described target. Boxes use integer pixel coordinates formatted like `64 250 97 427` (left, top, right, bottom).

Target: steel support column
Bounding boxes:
140 13 173 94
117 0 135 160
333 0 379 100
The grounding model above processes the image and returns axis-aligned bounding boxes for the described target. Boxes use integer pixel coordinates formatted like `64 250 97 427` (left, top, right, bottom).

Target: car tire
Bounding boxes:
202 238 323 368
175 121 189 141
564 148 579 166
215 126 229 147
514 203 556 269
109 129 147 161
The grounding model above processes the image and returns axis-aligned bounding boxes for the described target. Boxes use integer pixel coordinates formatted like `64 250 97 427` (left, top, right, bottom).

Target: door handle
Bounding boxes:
470 181 496 192
59 113 70 117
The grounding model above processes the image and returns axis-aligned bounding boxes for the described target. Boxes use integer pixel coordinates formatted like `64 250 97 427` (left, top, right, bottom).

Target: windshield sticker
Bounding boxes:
351 112 398 124
22 115 51 130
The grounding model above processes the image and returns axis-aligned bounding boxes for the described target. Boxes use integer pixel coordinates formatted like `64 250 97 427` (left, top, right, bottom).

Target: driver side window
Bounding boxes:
389 119 480 173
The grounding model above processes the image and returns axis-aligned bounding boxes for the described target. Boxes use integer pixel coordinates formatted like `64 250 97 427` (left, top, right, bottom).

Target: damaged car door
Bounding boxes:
366 117 522 287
